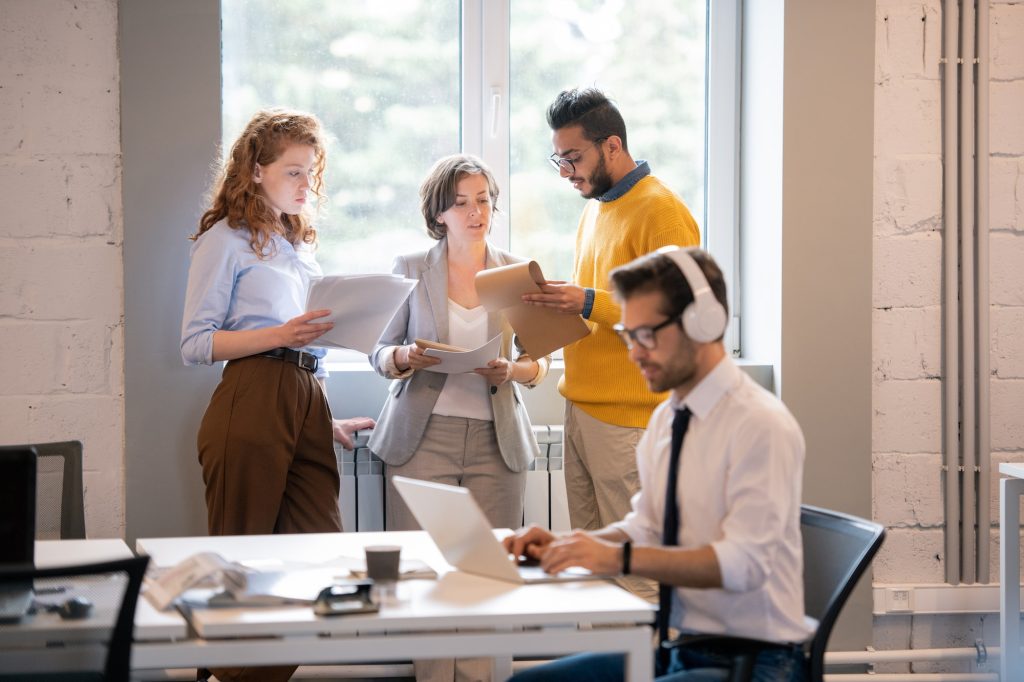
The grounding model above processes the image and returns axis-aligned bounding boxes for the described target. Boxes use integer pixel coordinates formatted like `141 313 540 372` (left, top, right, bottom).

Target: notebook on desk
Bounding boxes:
391 476 604 585
0 445 37 621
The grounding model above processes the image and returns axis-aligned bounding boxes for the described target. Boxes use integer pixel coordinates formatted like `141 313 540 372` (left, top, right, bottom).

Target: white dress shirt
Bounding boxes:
613 356 814 644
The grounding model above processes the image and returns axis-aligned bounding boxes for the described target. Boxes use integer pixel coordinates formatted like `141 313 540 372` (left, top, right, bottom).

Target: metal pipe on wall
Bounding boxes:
828 669 996 679
959 0 978 585
826 645 998 665
975 0 992 585
941 0 961 586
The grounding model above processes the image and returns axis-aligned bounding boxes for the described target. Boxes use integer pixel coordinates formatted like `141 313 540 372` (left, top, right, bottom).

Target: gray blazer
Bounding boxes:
367 239 547 472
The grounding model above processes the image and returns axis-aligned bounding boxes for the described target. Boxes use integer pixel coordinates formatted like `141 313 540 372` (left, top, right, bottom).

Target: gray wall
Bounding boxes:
739 0 874 651
121 0 222 542
780 0 873 652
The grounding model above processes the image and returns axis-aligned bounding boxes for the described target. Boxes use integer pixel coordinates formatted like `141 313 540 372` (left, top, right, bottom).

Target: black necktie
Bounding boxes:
657 407 691 672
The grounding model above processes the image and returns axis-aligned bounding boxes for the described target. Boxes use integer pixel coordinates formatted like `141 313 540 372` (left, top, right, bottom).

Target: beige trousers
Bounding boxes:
563 402 657 601
384 414 525 682
384 414 526 531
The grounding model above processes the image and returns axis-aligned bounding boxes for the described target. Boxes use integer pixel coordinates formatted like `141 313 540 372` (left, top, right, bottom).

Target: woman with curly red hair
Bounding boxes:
181 108 372 541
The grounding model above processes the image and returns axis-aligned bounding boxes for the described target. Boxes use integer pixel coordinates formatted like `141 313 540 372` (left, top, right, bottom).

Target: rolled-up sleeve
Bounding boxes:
181 234 236 366
369 255 414 379
709 417 803 593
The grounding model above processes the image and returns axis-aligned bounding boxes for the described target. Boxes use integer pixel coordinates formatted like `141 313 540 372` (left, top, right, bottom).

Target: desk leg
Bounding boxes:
1001 477 1024 682
621 625 654 682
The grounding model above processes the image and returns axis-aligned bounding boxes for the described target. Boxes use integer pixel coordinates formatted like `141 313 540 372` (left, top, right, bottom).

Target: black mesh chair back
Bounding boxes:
800 505 886 681
0 555 149 681
661 505 885 682
32 441 86 540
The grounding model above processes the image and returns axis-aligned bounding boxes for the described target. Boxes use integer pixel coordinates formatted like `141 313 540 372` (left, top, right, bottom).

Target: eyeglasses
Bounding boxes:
547 137 608 174
613 314 682 350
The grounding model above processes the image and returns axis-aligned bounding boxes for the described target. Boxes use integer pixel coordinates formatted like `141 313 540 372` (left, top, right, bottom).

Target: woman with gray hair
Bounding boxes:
368 154 549 536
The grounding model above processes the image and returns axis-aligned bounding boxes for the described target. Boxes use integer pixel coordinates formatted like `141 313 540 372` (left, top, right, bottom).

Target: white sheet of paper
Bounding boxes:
306 274 417 354
422 334 502 374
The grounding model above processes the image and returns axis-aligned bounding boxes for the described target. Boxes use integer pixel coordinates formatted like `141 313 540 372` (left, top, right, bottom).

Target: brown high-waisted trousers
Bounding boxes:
197 354 342 682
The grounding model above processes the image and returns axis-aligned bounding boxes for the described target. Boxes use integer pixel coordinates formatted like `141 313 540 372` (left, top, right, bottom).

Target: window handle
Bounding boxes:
490 88 501 138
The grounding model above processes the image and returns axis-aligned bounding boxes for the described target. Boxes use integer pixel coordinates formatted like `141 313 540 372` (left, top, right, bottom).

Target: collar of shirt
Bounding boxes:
596 159 651 202
669 355 741 421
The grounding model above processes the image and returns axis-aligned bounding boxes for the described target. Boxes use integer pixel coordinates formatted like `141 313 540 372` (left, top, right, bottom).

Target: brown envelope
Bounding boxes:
414 339 469 353
474 261 590 358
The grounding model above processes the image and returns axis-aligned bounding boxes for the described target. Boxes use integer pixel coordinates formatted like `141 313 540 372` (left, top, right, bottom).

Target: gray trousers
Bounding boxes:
385 414 526 531
384 414 526 682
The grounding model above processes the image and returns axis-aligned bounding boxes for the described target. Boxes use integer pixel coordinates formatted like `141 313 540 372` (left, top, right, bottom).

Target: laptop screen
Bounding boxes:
0 446 37 568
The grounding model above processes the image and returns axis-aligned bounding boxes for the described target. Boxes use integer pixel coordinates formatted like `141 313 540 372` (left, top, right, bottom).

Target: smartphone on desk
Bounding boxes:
313 582 378 616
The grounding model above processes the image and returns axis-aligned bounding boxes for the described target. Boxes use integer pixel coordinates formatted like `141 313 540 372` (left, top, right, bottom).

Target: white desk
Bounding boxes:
0 539 189 675
136 530 656 681
1000 463 1024 682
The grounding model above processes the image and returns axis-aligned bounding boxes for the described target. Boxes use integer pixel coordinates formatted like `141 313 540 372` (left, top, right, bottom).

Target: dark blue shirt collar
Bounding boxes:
597 160 651 202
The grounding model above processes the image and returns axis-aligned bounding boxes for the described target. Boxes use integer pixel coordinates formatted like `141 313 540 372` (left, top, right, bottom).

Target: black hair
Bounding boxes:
546 87 628 153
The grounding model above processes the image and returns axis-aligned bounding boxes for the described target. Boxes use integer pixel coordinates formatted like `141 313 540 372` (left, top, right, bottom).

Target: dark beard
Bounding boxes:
581 150 614 199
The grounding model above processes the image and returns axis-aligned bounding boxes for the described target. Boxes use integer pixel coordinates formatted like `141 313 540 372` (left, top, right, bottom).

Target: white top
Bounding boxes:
431 300 493 421
613 356 814 644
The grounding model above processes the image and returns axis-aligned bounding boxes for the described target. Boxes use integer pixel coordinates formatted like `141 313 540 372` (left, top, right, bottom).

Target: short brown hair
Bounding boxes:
419 154 499 240
611 248 728 336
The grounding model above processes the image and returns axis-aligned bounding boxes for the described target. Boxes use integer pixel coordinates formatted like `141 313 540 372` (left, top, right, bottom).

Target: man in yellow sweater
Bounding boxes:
524 87 701 538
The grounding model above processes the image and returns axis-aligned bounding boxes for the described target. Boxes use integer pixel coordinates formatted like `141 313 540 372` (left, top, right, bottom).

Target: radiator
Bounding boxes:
335 426 570 532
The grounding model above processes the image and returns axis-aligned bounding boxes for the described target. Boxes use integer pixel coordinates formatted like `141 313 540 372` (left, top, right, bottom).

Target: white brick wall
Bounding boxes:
0 0 123 538
873 0 1024 666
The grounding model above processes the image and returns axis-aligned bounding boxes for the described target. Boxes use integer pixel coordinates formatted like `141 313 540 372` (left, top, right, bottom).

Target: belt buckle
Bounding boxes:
301 351 317 373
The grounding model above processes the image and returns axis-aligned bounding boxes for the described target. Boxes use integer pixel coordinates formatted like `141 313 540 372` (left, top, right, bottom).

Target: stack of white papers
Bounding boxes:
306 274 418 354
418 334 502 374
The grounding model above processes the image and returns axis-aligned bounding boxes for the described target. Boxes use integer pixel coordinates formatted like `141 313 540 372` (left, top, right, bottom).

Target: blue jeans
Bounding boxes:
509 644 806 682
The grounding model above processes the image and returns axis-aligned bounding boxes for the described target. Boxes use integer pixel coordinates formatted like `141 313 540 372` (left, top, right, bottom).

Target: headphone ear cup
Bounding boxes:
682 294 727 343
681 302 702 342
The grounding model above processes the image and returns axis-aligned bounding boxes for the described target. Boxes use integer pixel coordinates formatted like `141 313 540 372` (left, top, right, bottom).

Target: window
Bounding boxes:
222 0 740 358
222 0 460 276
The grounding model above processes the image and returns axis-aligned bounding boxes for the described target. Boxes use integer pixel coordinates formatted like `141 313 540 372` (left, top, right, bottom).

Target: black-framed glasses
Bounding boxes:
613 314 682 350
547 137 608 174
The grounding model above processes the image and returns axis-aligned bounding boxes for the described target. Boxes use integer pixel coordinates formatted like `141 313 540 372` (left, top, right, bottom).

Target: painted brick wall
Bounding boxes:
873 0 1024 670
0 0 123 538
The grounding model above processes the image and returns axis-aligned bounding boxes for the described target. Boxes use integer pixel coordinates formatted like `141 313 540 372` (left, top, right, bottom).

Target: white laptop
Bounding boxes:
391 476 605 585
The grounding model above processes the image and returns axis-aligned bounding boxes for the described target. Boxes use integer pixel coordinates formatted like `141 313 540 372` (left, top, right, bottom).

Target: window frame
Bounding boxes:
462 0 741 357
221 0 743 365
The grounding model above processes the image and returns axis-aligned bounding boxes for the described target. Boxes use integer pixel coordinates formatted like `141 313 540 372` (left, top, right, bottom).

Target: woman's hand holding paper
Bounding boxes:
474 357 514 386
396 343 441 372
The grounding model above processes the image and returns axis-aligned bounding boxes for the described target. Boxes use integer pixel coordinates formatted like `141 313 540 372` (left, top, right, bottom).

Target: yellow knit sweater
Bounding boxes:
559 174 701 428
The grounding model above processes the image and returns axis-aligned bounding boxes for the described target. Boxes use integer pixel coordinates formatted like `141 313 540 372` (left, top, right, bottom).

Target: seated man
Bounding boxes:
505 247 812 681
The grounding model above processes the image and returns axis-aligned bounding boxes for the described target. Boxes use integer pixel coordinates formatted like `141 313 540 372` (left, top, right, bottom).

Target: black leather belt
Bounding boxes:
257 347 318 373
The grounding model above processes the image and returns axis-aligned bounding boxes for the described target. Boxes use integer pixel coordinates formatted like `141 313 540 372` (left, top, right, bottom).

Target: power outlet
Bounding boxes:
885 587 914 613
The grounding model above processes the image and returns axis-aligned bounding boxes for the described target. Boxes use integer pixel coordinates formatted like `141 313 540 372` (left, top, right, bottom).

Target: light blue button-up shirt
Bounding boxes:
180 220 328 379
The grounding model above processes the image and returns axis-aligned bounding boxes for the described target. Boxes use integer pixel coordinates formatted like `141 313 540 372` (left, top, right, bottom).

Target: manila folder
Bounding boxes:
475 261 590 358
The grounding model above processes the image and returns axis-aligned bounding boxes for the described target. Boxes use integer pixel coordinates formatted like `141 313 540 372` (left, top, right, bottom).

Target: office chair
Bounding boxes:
0 555 149 682
661 505 886 682
28 441 86 540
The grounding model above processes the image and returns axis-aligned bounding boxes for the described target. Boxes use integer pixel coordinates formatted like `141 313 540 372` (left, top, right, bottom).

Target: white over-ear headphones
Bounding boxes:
655 245 727 343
